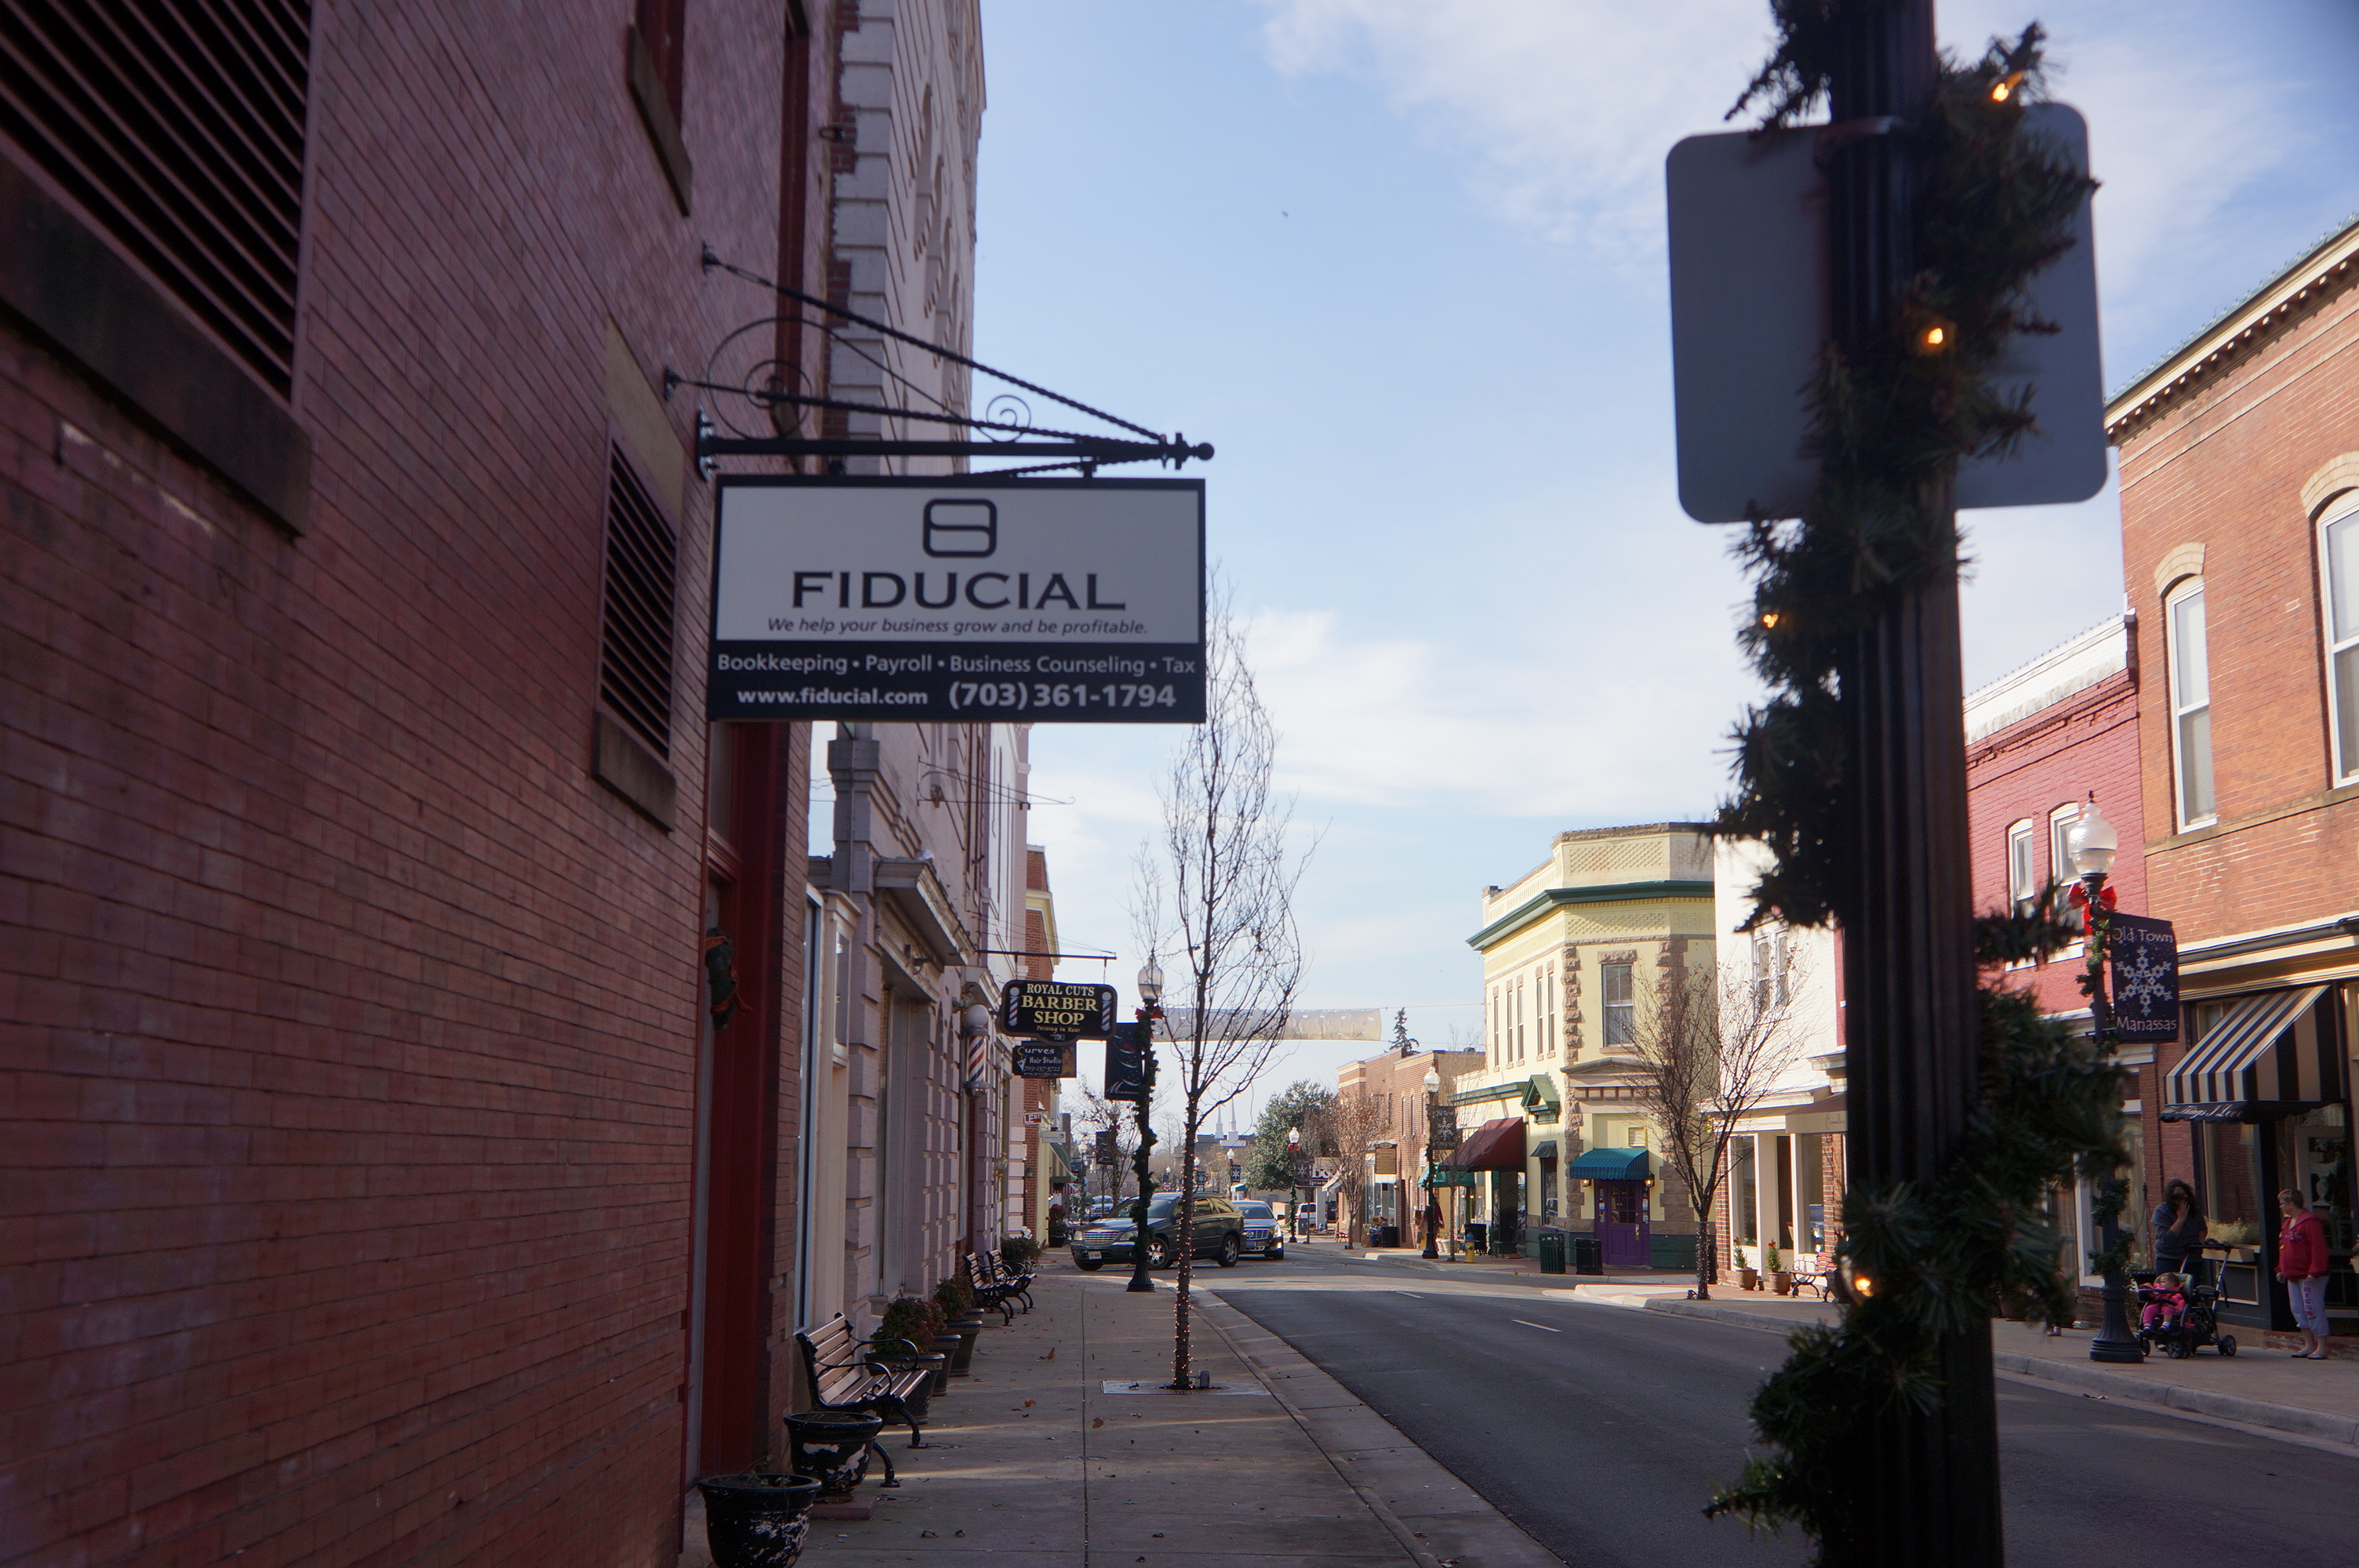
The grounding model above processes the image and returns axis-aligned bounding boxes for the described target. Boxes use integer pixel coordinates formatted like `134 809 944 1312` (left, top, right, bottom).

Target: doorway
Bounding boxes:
1597 1180 1651 1267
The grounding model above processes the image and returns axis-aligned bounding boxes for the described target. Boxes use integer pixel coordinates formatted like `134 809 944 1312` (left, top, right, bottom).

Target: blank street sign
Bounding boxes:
1667 103 2104 523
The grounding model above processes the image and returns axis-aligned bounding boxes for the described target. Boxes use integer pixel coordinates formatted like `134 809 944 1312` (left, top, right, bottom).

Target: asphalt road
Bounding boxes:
1217 1247 2359 1567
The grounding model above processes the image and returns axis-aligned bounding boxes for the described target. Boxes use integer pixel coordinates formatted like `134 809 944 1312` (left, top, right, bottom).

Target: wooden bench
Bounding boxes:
965 1250 1033 1322
794 1314 931 1483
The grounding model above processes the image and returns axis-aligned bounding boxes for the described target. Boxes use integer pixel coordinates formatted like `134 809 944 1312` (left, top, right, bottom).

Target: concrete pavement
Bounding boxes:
679 1262 1562 1568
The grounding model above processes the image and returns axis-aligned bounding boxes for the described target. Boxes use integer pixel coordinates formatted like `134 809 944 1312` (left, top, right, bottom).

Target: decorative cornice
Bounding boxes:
1467 880 1714 950
2106 213 2359 440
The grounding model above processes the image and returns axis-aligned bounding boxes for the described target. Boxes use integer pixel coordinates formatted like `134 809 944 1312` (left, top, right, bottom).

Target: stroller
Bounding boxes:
2132 1247 2237 1359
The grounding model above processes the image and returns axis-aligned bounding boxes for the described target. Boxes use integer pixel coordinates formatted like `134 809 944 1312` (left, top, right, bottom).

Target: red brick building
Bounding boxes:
1963 615 2161 1287
2106 212 2359 1340
2 5 849 1561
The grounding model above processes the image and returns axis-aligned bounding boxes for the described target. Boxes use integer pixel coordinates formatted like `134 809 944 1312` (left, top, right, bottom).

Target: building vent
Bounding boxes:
598 446 678 758
0 1 313 394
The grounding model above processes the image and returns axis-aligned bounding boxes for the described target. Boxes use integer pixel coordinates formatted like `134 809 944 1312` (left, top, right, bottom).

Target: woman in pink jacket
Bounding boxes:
2276 1188 2332 1359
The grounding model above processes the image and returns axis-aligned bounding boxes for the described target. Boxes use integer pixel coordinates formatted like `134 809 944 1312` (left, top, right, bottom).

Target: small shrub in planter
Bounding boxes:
1001 1233 1043 1272
696 1472 821 1568
873 1296 941 1363
1764 1244 1790 1295
933 1276 976 1321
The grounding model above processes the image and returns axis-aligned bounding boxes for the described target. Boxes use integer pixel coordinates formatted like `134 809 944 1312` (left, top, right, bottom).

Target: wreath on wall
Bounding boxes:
1700 12 2130 1557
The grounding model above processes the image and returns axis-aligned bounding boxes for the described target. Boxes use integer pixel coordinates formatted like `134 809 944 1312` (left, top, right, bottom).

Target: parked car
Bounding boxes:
1234 1200 1284 1259
1070 1196 1245 1271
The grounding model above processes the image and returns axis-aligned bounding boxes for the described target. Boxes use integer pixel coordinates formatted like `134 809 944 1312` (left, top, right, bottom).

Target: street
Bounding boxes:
1219 1247 2359 1567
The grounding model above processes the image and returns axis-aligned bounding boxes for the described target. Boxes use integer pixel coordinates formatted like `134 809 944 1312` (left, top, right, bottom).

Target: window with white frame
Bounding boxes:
1601 961 1634 1046
2323 496 2359 784
2047 804 2084 954
1489 988 1500 1065
2007 819 2037 916
2166 579 2216 826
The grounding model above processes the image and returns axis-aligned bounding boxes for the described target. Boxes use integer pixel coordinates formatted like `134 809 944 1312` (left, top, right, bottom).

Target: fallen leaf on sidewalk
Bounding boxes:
954 1530 965 1537
1025 1399 1036 1406
1040 1348 1056 1359
920 1531 937 1538
1092 1418 1104 1428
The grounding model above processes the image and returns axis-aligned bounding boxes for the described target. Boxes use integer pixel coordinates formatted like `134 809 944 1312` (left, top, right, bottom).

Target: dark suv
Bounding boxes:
1070 1195 1245 1271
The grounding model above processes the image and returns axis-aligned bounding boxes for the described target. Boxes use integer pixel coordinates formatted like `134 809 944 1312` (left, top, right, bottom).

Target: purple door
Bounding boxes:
1597 1181 1651 1268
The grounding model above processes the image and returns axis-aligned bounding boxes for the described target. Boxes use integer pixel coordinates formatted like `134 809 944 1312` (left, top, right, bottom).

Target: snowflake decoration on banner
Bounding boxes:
2116 942 2172 1017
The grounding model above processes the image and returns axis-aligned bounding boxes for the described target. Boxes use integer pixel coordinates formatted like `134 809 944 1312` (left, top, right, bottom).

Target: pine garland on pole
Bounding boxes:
1700 13 2132 1559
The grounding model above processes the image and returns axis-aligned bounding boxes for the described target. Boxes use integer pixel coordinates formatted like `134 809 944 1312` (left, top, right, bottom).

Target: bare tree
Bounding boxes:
1627 949 1809 1300
1076 1087 1158 1214
1131 596 1311 1391
1303 1090 1388 1250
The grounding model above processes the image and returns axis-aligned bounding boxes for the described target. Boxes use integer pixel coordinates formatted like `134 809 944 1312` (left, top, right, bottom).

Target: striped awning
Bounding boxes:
2161 986 2328 1120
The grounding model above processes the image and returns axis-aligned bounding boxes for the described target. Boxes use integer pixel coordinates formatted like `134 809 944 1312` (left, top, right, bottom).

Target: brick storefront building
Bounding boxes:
1962 616 2158 1289
3 2 1012 1563
2105 212 2359 1340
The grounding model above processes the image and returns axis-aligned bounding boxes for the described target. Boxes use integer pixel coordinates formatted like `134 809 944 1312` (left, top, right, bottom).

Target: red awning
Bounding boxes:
1441 1117 1525 1172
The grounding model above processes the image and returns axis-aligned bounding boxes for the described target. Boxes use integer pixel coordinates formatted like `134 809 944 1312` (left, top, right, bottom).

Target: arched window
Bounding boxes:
2321 493 2359 785
2165 576 2216 827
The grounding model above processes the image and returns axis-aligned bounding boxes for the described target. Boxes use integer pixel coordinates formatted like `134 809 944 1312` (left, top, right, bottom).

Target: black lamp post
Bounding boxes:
1421 1065 1443 1258
2069 799 2144 1363
1286 1125 1301 1240
1126 957 1163 1294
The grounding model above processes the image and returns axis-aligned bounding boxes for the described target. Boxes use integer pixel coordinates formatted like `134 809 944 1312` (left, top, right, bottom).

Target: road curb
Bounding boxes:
1636 1295 2359 1447
1199 1290 1567 1568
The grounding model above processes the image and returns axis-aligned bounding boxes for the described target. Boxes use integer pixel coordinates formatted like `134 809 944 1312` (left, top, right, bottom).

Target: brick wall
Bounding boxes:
2 5 805 1563
2113 246 2359 944
1965 669 2148 1015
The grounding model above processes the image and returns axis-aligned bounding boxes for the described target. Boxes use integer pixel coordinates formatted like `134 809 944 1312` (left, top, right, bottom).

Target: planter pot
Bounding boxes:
925 1341 960 1395
1768 1271 1791 1296
783 1410 885 1498
696 1474 821 1568
947 1316 983 1375
1738 1268 1760 1291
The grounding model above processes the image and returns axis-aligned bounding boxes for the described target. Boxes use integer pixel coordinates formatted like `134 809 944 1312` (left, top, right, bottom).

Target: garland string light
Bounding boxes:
1703 13 2130 1557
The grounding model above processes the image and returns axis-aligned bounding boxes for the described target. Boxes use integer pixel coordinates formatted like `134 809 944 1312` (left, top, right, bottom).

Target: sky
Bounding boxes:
948 0 2359 1126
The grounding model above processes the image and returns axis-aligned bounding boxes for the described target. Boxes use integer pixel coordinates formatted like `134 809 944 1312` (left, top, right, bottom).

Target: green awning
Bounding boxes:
1565 1147 1651 1182
1423 1170 1478 1189
1530 1140 1558 1161
1521 1075 1559 1110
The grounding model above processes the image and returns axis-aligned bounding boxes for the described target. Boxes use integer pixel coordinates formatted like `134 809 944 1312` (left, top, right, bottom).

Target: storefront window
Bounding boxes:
1732 1136 1758 1245
2277 1102 2352 1248
1540 1161 1558 1221
2195 1120 2265 1305
1794 1135 1823 1253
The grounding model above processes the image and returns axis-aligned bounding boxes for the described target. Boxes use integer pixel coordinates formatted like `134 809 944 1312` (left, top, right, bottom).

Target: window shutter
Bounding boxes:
0 0 312 394
599 446 678 758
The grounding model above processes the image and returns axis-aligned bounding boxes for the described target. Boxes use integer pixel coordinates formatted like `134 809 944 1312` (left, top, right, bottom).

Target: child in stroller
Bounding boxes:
2133 1254 2238 1359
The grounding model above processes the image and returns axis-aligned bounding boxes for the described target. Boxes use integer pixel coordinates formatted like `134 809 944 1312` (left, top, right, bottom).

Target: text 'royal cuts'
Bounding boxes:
708 477 1206 723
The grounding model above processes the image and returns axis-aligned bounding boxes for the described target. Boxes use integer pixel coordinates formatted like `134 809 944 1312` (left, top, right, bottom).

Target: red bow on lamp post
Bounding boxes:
2066 881 2117 916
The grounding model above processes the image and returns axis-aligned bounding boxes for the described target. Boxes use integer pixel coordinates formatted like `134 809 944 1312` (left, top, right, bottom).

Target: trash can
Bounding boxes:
1537 1231 1567 1274
1466 1221 1488 1254
1373 1224 1399 1248
1572 1236 1603 1276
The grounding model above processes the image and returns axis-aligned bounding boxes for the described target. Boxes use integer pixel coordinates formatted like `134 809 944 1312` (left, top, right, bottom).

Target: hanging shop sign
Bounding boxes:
1666 103 2103 521
1012 1040 1078 1079
2106 912 2179 1044
1094 1129 1121 1164
1000 979 1120 1040
707 475 1205 723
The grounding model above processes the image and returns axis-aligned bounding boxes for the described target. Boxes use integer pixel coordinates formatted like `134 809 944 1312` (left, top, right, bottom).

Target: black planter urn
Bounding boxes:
947 1316 984 1375
696 1474 821 1568
783 1410 884 1498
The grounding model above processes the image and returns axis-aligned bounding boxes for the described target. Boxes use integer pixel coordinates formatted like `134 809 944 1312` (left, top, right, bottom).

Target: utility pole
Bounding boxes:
1825 2 2001 1560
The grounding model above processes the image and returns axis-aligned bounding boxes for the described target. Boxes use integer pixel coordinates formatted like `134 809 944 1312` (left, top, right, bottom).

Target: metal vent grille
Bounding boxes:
599 447 678 758
0 1 311 394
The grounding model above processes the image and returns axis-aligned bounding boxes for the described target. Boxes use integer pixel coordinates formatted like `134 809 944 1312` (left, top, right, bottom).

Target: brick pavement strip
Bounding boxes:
680 1268 1565 1568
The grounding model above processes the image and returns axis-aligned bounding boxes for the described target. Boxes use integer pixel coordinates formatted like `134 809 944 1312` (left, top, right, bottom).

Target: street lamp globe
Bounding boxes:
1423 1066 1441 1092
1136 957 1164 1005
2067 797 2119 879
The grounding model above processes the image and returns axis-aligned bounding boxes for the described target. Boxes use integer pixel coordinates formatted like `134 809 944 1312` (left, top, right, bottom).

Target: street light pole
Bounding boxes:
1286 1125 1301 1240
1127 958 1164 1294
2068 800 2144 1363
1421 1065 1442 1259
1823 2 2001 1559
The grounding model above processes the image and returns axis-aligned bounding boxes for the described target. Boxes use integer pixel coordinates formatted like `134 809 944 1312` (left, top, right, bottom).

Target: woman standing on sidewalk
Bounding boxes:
2153 1179 2206 1278
2276 1188 2332 1359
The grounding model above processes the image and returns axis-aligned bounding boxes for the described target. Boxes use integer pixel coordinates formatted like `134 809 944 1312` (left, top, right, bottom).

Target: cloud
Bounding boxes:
1253 0 1766 258
1239 604 1736 818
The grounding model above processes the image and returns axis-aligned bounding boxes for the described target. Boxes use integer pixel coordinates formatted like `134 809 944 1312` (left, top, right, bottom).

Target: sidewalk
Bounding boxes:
682 1265 1563 1568
1582 1285 2359 1449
